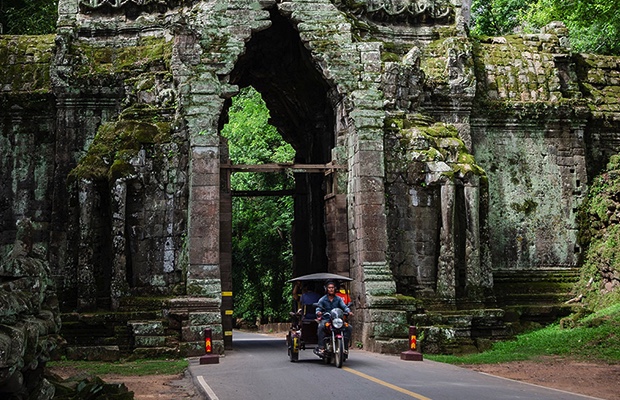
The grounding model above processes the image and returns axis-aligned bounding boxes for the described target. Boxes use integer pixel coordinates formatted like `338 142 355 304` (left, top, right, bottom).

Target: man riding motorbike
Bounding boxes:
315 280 352 354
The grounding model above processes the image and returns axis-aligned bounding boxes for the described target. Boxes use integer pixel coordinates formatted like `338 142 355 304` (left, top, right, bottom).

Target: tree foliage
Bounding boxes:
470 0 529 36
221 87 296 325
523 0 620 55
470 0 620 55
0 0 58 35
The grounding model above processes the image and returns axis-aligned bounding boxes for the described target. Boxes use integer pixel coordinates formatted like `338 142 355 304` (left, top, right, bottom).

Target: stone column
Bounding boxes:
183 76 228 354
436 181 456 305
77 179 97 311
184 142 223 355
219 167 233 349
463 176 491 303
110 179 129 310
348 42 408 352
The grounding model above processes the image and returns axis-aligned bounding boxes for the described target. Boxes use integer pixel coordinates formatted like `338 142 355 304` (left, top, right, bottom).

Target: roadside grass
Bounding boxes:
47 358 189 376
426 303 620 365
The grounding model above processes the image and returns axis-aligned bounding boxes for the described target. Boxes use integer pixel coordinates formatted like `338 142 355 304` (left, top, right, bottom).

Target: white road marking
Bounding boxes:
197 375 219 400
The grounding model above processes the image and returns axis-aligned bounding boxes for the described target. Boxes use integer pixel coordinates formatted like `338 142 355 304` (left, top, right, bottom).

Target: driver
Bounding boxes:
315 280 353 354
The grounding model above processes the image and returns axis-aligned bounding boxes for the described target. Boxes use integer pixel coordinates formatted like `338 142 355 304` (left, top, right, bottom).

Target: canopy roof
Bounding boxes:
287 272 352 282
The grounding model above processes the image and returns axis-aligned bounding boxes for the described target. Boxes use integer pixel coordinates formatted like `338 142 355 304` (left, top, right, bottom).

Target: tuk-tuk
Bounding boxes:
286 272 352 365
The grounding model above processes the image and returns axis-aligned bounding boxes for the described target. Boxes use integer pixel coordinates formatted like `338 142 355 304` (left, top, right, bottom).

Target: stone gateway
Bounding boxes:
1 0 620 386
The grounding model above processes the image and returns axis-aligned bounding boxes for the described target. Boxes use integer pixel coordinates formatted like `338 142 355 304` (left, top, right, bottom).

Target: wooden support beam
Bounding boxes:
231 189 296 197
221 162 344 174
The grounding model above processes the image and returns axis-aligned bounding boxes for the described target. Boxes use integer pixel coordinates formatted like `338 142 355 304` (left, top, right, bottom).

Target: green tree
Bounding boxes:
221 87 296 325
523 0 620 55
470 0 529 36
1 0 58 35
470 0 620 55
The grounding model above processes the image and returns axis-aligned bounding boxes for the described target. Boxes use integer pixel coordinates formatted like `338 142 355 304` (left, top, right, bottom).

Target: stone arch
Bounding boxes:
182 0 396 351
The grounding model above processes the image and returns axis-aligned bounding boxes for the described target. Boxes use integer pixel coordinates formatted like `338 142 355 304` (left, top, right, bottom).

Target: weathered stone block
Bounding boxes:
128 321 165 336
65 346 120 362
133 336 167 348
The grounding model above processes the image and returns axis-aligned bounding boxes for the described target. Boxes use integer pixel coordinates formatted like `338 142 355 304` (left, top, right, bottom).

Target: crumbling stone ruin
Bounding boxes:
1 0 620 382
0 219 61 399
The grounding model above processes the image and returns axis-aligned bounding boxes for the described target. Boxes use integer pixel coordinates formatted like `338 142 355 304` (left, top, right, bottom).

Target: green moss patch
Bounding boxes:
0 35 55 93
71 36 173 82
577 154 620 310
386 113 485 181
68 107 173 183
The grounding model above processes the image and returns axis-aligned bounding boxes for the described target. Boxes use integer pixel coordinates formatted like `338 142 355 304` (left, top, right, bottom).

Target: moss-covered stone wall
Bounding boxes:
469 27 588 272
3 0 620 364
0 35 56 261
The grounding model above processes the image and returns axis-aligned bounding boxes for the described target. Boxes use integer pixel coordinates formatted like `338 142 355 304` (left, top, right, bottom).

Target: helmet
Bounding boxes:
324 280 336 292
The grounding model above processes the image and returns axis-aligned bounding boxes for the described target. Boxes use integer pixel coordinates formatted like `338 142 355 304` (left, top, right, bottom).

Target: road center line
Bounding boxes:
343 366 432 400
197 375 220 400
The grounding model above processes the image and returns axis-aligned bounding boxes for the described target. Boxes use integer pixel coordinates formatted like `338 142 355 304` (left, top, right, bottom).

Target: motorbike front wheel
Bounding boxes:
334 337 344 368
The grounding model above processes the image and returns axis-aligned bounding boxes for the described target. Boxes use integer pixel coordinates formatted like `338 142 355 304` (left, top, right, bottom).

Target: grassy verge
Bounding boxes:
426 303 620 365
47 358 189 376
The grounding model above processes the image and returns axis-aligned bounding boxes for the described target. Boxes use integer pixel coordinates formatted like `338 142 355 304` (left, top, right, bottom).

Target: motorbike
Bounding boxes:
285 272 353 366
313 308 349 368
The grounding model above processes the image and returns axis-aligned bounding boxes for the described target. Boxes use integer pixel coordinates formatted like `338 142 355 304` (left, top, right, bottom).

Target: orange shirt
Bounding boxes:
336 290 350 305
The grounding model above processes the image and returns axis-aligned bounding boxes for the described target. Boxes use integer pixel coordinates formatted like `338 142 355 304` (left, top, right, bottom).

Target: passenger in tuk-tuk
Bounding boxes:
335 282 351 305
315 280 353 354
300 284 321 320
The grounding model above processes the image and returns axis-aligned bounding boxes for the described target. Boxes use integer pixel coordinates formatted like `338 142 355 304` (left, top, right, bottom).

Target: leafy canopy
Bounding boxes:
221 87 296 325
470 0 620 55
0 0 58 35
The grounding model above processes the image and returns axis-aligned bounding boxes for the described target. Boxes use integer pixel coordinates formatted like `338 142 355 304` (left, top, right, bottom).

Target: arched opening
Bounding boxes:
217 8 345 347
221 86 296 330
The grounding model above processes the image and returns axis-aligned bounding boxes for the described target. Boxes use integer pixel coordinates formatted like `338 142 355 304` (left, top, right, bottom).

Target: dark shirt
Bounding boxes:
316 294 350 318
300 291 321 319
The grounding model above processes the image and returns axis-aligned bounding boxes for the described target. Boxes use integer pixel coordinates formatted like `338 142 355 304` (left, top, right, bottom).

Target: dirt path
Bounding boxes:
48 367 202 400
463 357 620 400
99 373 202 400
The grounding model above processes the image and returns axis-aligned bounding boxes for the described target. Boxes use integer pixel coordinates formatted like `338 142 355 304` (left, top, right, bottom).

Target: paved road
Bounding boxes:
187 331 601 400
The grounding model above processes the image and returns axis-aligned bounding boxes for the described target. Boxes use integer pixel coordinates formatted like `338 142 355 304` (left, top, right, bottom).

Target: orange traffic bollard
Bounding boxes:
400 326 423 361
199 328 219 364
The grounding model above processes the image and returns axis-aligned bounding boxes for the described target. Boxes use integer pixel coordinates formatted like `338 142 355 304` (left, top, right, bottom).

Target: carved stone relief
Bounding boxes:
334 0 453 23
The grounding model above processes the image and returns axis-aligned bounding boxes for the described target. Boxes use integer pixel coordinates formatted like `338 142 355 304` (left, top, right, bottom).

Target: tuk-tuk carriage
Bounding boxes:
286 273 352 366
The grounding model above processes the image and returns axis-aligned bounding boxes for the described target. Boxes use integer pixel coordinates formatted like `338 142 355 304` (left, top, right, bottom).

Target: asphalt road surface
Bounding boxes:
188 331 601 400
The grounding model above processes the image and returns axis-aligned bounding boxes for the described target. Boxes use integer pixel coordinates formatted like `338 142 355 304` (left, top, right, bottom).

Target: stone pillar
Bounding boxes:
110 179 129 310
348 42 407 352
187 144 221 296
219 168 233 349
436 181 456 305
183 79 228 354
185 143 223 355
463 176 492 303
77 178 97 311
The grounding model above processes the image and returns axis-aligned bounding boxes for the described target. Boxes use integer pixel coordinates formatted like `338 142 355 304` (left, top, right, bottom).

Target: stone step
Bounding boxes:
409 308 511 355
503 304 578 324
65 345 121 362
497 292 575 306
61 310 163 323
59 311 176 357
118 296 171 310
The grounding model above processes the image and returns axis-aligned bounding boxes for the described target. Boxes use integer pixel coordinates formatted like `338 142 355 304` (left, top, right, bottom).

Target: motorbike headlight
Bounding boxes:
333 318 343 329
